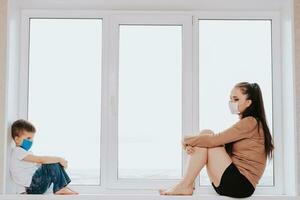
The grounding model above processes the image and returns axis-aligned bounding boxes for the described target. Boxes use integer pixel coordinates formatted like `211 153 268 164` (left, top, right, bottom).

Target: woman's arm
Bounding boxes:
184 116 258 148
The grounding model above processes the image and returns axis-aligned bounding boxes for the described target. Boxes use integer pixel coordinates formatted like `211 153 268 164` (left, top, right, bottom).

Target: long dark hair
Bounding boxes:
225 82 274 160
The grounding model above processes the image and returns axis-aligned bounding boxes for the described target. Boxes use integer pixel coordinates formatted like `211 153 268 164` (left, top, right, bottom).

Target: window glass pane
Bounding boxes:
118 25 182 179
198 20 273 186
28 19 102 185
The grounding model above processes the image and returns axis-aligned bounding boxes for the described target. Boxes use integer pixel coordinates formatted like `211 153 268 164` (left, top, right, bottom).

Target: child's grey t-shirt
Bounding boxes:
10 146 40 192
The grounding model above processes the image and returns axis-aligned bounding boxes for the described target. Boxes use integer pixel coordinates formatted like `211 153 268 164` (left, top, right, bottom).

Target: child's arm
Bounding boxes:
23 155 68 168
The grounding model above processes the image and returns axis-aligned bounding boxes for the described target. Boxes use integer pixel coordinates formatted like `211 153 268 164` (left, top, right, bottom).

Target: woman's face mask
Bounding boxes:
229 88 252 115
228 100 240 114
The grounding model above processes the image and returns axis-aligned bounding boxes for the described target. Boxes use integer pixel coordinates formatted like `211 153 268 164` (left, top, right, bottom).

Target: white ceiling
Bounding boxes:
10 0 288 11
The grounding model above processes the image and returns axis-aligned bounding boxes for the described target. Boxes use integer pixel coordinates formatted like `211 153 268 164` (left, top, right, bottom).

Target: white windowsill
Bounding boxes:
0 194 298 200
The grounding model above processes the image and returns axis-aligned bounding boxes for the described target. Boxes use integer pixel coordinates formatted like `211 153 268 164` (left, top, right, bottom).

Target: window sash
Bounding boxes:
196 18 274 187
107 14 194 189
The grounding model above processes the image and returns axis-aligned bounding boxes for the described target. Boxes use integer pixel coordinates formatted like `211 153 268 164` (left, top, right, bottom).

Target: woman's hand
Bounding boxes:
183 135 198 146
182 134 197 148
181 139 188 149
182 139 195 155
185 145 195 155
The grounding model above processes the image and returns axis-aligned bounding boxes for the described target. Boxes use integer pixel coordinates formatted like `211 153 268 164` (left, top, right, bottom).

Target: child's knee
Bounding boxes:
42 163 61 170
52 163 62 169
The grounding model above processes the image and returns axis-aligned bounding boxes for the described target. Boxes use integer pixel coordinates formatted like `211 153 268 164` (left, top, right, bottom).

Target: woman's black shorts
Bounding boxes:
211 162 255 198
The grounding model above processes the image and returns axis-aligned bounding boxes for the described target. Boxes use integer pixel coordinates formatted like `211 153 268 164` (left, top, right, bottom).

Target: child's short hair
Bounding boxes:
11 119 36 140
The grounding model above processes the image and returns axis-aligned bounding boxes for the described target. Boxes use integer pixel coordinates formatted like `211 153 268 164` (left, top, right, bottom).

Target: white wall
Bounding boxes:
11 0 284 10
0 0 8 194
294 0 300 195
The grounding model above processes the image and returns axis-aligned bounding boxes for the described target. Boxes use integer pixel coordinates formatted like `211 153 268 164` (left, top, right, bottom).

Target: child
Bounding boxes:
9 119 78 195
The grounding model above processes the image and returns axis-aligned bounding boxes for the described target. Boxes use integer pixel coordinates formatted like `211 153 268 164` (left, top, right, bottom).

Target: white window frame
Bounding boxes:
12 10 288 195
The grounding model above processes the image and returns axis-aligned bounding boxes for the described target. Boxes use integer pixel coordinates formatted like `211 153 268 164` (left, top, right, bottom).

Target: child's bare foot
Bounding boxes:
66 187 79 195
55 187 78 195
159 182 194 195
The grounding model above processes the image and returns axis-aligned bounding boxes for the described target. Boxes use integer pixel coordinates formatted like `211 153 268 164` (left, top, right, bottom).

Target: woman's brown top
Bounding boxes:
184 116 267 188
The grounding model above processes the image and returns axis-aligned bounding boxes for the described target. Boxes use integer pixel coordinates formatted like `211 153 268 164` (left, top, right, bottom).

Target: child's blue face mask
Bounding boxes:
21 139 33 151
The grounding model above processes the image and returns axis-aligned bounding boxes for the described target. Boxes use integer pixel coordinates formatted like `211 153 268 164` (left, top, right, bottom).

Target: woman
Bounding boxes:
159 82 274 198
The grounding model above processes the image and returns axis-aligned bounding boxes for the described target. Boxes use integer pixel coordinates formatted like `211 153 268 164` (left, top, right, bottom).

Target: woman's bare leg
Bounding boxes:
159 130 232 195
206 146 232 187
159 147 208 195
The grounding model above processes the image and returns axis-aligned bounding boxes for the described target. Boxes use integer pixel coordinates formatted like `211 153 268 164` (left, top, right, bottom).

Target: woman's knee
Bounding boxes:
199 129 214 135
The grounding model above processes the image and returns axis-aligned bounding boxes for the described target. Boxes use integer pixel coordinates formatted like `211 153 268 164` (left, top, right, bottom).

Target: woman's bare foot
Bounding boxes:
55 187 78 195
159 182 194 195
